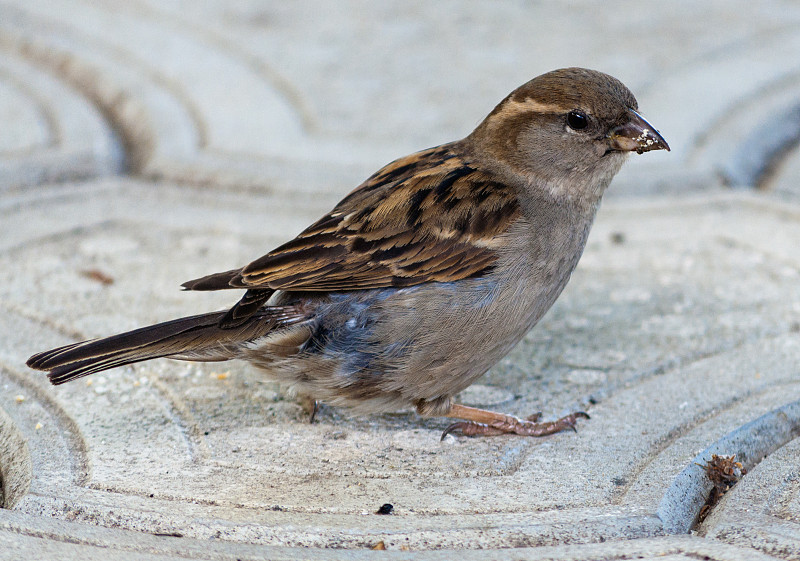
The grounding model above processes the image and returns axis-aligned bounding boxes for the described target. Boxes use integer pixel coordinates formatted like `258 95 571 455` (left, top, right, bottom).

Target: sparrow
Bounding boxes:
27 68 669 438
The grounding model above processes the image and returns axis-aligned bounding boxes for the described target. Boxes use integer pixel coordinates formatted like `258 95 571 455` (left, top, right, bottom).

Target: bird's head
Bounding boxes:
468 67 669 208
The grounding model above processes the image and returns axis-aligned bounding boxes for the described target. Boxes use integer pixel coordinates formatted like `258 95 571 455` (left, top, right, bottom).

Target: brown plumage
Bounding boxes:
28 68 669 438
185 145 521 326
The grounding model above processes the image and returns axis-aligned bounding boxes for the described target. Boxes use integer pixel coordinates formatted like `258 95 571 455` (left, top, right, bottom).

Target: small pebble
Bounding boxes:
376 503 394 515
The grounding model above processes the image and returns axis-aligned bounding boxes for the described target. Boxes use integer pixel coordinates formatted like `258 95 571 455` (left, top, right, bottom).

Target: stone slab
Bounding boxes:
2 1 800 559
0 180 798 557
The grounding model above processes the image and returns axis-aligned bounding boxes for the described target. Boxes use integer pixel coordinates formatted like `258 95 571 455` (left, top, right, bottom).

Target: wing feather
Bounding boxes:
183 142 520 295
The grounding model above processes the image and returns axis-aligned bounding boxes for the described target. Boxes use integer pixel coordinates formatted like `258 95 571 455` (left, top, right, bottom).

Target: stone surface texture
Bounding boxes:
1 1 799 559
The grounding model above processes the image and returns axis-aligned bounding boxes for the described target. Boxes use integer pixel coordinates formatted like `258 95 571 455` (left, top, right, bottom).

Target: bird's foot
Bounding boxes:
297 395 321 423
308 400 321 424
440 403 589 440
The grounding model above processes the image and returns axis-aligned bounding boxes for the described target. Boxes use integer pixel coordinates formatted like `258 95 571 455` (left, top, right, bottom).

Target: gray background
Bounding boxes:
1 1 800 559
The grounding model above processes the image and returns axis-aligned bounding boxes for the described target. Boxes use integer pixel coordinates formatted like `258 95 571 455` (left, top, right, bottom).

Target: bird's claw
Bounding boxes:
441 411 589 439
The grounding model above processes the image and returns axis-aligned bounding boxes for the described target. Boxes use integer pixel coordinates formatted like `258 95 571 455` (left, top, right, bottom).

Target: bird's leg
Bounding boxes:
308 400 321 424
297 394 321 423
440 403 589 440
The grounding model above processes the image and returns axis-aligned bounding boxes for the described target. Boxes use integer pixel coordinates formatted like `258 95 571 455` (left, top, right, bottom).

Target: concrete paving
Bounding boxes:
1 1 799 559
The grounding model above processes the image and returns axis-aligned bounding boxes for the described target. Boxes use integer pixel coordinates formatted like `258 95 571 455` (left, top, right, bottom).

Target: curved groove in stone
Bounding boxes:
0 509 740 561
691 67 800 150
0 405 32 509
601 331 800 506
0 66 57 152
610 389 753 505
635 25 800 170
640 22 800 96
126 0 318 133
3 26 292 192
0 14 208 177
0 45 124 187
9 34 163 175
147 378 212 464
0 2 309 181
0 361 91 488
657 399 800 534
721 101 800 189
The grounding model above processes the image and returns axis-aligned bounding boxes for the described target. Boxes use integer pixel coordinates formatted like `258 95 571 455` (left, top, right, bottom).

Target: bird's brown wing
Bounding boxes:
184 143 521 296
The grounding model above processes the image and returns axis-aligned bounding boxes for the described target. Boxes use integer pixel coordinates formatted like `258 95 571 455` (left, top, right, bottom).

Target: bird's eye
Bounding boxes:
566 110 589 130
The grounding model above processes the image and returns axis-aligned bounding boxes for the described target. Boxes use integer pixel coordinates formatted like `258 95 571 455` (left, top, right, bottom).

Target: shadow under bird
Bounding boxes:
28 68 669 438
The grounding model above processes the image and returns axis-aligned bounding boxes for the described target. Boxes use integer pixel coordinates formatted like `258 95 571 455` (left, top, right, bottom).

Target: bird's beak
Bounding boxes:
608 110 670 154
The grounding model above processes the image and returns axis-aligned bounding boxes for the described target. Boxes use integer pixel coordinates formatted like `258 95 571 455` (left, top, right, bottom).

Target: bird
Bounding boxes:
27 68 669 438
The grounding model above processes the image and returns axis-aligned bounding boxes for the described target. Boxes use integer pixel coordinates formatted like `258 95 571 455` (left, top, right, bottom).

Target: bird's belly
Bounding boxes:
373 276 561 402
263 274 562 412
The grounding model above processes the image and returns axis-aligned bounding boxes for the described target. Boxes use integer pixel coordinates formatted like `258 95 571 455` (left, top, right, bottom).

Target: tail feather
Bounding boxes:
27 308 298 385
180 269 246 291
219 289 273 329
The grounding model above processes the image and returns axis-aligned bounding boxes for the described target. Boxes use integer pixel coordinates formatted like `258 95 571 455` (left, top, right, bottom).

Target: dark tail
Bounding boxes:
27 310 286 385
